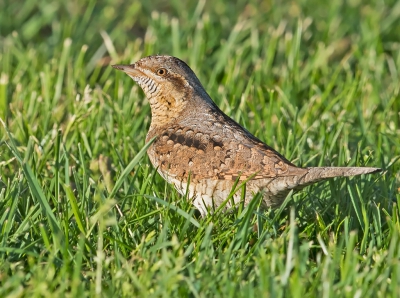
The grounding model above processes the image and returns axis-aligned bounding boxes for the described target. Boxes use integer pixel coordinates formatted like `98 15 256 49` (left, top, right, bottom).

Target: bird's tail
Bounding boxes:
299 166 381 187
260 166 381 208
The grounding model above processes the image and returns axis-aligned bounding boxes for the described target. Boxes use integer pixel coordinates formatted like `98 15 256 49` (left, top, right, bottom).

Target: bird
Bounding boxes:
112 55 381 216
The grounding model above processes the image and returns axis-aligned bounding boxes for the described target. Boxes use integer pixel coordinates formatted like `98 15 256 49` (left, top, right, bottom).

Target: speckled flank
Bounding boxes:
113 55 381 216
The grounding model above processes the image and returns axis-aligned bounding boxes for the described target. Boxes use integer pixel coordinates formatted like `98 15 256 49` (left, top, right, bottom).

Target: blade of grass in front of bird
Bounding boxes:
144 194 200 228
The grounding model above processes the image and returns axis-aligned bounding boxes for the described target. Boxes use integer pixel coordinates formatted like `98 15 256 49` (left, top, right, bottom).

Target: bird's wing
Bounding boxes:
148 125 306 181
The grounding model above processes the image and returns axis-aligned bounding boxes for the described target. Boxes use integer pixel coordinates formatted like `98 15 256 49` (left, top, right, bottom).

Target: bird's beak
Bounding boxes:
111 64 143 77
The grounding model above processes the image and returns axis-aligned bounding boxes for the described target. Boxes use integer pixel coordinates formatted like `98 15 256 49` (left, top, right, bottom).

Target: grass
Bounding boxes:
0 0 399 296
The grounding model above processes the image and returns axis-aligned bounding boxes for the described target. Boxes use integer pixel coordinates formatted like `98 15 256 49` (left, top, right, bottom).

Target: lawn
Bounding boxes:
0 0 399 296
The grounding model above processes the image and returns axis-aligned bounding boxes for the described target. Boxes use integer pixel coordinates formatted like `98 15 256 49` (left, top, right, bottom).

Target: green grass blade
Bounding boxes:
1 119 63 239
108 137 155 200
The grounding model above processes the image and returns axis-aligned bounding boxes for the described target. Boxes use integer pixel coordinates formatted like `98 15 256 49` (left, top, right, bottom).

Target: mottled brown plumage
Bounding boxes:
112 55 381 215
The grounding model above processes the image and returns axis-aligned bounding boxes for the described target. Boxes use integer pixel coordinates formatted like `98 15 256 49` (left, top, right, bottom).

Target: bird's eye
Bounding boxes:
156 68 167 76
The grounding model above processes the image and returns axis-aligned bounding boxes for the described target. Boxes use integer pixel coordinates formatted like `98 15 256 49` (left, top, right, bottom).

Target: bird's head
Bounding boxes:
112 55 209 127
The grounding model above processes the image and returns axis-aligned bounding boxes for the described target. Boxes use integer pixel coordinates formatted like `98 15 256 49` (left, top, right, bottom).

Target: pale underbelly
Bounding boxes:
157 169 290 216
